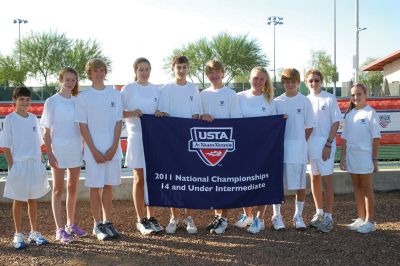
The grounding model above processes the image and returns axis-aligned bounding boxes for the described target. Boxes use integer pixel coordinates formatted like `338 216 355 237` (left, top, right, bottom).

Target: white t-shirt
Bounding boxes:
275 93 315 163
200 86 242 118
75 86 123 162
158 82 200 118
307 90 342 159
40 94 82 149
121 82 160 136
237 89 277 117
0 112 43 162
342 105 381 149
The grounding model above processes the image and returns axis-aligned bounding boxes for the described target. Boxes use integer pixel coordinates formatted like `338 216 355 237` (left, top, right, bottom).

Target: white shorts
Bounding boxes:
84 160 121 188
53 145 83 169
346 146 374 174
4 160 50 201
307 157 335 176
283 163 306 190
125 134 145 169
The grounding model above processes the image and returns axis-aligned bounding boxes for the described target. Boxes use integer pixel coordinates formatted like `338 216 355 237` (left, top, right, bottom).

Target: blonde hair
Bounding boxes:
85 58 107 81
281 68 300 84
251 66 274 102
205 60 224 75
59 67 79 96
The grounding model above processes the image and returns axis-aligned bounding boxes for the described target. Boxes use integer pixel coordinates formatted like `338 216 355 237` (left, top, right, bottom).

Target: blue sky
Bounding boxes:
1 0 399 86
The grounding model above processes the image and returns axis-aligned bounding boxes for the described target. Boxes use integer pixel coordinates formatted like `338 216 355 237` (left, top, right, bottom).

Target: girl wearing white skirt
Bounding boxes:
340 83 381 234
1 87 50 249
121 57 163 235
41 67 86 244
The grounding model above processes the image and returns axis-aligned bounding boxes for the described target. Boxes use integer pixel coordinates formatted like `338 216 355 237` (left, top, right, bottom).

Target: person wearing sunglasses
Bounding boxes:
305 69 341 233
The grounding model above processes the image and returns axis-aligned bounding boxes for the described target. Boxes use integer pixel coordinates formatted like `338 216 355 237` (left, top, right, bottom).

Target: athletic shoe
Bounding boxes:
183 216 198 234
136 218 155 235
234 214 253 228
28 231 49 245
247 217 265 234
102 222 120 239
210 217 228 234
148 217 164 233
293 215 306 231
166 217 180 234
318 216 333 233
347 218 365 231
92 223 111 241
206 215 220 231
65 224 87 238
309 214 324 228
271 215 285 231
56 228 73 244
356 221 376 234
12 233 26 250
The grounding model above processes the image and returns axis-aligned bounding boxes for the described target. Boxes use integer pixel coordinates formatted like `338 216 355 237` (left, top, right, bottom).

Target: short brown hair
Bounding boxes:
281 68 300 84
205 60 224 75
172 55 189 69
85 58 107 81
59 67 79 96
305 69 324 84
12 86 31 100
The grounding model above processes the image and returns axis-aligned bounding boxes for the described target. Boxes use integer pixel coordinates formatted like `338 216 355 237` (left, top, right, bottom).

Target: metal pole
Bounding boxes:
355 0 359 83
273 23 276 84
333 0 337 95
18 23 21 66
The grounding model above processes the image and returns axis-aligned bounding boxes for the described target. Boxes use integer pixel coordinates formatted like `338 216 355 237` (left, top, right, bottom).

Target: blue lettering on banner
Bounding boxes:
140 114 286 209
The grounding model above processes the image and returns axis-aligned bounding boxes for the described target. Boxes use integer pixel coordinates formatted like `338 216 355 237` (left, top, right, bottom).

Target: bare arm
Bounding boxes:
305 128 313 141
322 121 340 161
123 109 143 118
79 123 106 163
3 148 13 170
372 138 380 172
43 128 58 168
104 120 123 161
340 139 347 171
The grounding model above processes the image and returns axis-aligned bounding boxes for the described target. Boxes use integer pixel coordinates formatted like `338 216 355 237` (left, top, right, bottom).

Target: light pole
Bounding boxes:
267 16 283 86
333 0 337 96
13 18 28 66
354 0 366 83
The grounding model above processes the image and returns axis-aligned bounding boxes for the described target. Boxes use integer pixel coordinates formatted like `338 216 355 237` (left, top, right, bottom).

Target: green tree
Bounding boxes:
0 55 27 87
66 39 111 80
359 57 383 96
309 50 338 86
164 33 268 89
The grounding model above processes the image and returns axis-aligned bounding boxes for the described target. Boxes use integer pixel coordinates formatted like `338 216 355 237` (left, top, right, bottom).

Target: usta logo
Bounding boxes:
188 127 235 166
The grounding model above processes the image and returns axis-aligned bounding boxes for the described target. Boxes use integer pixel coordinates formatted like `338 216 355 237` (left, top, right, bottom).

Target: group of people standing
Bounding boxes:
1 55 380 249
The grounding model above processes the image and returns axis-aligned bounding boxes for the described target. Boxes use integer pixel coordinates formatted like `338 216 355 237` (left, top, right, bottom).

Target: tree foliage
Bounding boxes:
309 50 338 86
164 33 268 89
359 57 383 96
0 56 27 87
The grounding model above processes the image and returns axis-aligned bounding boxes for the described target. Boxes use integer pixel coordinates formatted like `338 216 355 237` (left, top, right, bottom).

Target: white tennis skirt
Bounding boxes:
52 145 83 169
125 134 145 169
4 160 51 201
346 146 374 174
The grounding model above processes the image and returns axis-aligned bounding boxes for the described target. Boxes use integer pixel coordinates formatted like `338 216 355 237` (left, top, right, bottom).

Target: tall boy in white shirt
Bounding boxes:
200 59 242 234
158 55 200 234
75 58 123 240
274 68 315 230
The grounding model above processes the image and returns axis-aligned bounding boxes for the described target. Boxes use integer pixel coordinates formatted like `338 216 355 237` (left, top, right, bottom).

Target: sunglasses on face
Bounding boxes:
308 79 320 83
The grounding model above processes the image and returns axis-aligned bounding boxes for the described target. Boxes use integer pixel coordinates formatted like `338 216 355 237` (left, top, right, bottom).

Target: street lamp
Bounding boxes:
354 0 366 83
267 16 284 86
13 18 28 66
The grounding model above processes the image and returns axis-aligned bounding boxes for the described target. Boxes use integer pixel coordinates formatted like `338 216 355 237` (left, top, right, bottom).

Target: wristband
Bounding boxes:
372 158 379 161
324 143 332 148
326 138 333 144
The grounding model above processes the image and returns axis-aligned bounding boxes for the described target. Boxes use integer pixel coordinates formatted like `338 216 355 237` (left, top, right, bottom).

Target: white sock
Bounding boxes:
316 208 324 216
272 204 281 217
294 201 304 217
325 212 333 220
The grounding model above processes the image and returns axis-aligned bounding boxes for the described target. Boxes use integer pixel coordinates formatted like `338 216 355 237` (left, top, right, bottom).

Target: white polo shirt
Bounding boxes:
200 86 242 119
237 89 277 117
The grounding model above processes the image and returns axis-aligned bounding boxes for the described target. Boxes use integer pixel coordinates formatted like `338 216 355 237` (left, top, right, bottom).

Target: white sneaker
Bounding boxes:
210 217 228 234
247 217 265 234
235 214 254 228
356 221 376 234
12 233 26 249
183 216 198 234
293 215 306 230
136 218 155 235
271 215 285 231
165 217 179 234
347 218 365 231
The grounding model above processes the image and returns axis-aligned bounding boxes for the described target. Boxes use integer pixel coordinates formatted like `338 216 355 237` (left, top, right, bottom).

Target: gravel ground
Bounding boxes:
0 192 399 265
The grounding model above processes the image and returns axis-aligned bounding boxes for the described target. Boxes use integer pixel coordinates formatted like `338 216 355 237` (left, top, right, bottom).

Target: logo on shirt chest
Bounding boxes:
360 118 367 124
296 108 302 114
321 105 327 111
218 100 225 107
110 101 116 107
261 106 267 112
189 96 194 102
154 97 158 103
189 127 235 166
33 126 37 132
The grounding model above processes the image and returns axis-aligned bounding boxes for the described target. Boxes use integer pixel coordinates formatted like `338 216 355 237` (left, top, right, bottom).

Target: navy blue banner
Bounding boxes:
140 114 286 209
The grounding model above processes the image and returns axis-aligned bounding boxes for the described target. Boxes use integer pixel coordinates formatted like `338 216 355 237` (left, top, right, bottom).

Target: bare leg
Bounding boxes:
51 168 66 229
255 205 267 219
360 173 374 221
13 200 24 233
321 174 334 214
90 188 102 223
132 168 145 221
170 207 179 218
66 167 80 225
102 185 113 222
243 207 253 218
27 199 38 232
351 174 366 219
296 189 306 202
310 174 323 210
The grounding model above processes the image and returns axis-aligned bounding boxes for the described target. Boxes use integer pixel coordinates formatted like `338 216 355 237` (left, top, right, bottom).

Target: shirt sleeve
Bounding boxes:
35 116 45 146
229 92 243 118
158 84 169 113
271 99 278 115
370 109 381 139
40 98 53 129
115 91 123 122
330 95 342 124
0 115 12 148
121 85 130 112
304 98 316 129
192 85 201 116
341 117 348 140
74 93 87 124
